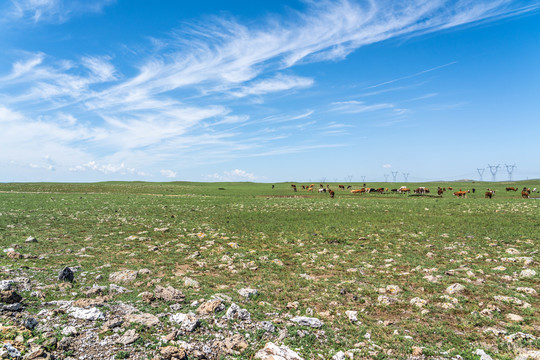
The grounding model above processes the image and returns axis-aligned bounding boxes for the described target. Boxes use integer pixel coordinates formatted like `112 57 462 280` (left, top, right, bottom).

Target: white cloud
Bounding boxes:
331 100 395 114
206 169 258 182
160 169 177 178
69 161 146 176
4 0 115 24
1 0 537 180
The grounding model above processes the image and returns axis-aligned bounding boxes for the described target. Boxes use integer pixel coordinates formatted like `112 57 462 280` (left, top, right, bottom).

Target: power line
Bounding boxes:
477 168 485 181
487 164 500 182
505 164 516 181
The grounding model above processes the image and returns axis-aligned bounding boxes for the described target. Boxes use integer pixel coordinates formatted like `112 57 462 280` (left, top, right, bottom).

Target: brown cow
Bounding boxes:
329 190 335 198
338 184 345 190
351 188 366 194
437 187 444 196
506 187 518 191
485 189 494 198
453 190 469 198
522 188 530 198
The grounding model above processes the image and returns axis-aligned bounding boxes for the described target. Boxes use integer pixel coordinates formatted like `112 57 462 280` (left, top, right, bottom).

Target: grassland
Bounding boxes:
0 181 538 359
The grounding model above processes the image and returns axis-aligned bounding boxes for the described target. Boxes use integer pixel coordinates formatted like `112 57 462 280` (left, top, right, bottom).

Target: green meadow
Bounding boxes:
0 181 538 359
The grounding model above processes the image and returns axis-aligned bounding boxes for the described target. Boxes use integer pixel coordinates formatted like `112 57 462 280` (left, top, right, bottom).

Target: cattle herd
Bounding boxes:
288 184 536 199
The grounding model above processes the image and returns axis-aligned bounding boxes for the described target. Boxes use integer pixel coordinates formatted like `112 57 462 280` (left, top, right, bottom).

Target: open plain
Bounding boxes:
0 181 538 359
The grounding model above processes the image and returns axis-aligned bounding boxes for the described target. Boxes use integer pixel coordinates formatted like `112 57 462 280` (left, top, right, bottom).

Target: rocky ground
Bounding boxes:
0 262 538 360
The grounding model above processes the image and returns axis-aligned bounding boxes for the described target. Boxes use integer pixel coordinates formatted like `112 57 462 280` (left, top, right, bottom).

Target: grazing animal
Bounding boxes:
377 187 385 194
318 188 326 193
485 189 494 199
291 184 296 189
522 187 530 198
437 187 444 196
448 187 453 190
453 190 469 198
338 185 345 190
397 187 410 193
329 190 335 198
391 189 398 192
506 187 518 191
351 188 365 194
347 185 352 189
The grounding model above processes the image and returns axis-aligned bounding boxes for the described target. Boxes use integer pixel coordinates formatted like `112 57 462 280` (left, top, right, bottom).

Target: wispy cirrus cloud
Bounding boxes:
1 0 538 180
3 0 115 24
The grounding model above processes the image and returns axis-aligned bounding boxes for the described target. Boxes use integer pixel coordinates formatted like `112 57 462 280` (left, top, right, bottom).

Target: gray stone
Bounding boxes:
24 317 38 330
154 285 185 302
109 270 138 283
259 321 275 333
238 288 258 299
3 343 21 358
170 312 200 332
69 307 105 321
225 303 251 321
0 290 22 304
2 302 23 311
117 329 139 345
291 316 323 328
474 349 493 360
125 312 160 327
332 351 346 360
61 326 78 336
0 280 13 291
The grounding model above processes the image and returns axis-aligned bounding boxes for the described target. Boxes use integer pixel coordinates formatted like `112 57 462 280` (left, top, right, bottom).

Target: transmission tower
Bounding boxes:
477 168 485 181
487 164 500 182
361 176 366 183
384 174 389 182
402 173 410 182
504 164 516 181
320 177 327 183
391 171 398 182
346 175 353 183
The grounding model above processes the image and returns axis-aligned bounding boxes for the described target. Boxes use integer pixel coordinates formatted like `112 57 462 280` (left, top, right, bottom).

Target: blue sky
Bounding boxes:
1 0 539 183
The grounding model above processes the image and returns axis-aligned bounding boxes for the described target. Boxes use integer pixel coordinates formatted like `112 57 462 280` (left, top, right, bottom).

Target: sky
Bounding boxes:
1 0 539 183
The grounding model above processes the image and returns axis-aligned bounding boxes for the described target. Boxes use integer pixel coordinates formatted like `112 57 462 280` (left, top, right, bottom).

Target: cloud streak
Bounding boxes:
1 0 538 179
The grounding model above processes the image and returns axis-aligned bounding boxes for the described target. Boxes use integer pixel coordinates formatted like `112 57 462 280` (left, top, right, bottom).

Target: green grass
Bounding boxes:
0 180 538 359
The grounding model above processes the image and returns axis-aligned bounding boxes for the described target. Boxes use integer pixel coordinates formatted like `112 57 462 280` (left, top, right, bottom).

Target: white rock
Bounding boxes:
345 310 358 322
69 307 105 321
516 287 537 295
3 344 20 358
505 248 520 255
170 312 200 332
445 283 466 295
238 288 259 299
506 313 524 322
515 350 540 360
61 326 78 336
254 342 304 360
519 269 536 278
410 297 428 308
332 351 346 360
474 349 493 360
225 303 251 321
291 316 323 328
184 277 200 288
0 280 13 291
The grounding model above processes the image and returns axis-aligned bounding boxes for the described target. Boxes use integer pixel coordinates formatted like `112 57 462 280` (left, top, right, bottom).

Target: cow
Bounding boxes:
415 187 428 194
522 188 530 198
318 188 326 193
448 187 453 191
453 190 469 198
347 185 352 189
437 187 444 196
397 187 410 193
351 188 366 194
338 185 345 190
329 190 335 198
391 189 398 192
506 187 518 191
377 188 385 194
485 189 495 199
291 184 296 189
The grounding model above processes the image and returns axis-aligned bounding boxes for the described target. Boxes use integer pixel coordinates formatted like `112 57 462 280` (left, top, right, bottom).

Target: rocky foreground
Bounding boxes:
0 263 538 360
